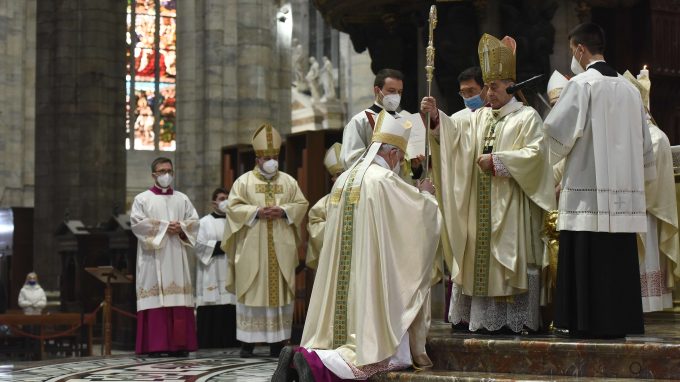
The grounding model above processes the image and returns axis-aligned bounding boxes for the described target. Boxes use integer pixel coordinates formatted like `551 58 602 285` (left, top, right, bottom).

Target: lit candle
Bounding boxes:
638 65 649 80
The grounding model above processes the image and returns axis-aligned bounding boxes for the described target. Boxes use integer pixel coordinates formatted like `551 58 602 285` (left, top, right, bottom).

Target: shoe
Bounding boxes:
147 352 163 358
240 343 255 358
271 346 296 382
293 352 314 382
169 350 189 357
269 341 285 357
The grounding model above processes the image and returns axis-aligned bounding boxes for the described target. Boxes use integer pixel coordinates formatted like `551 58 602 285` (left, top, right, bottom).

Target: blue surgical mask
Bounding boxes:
463 94 485 110
27 281 37 286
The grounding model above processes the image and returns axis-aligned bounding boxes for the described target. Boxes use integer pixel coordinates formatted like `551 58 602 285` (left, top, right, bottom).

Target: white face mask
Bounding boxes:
381 91 401 112
156 173 173 188
262 159 279 175
570 54 584 75
218 199 229 212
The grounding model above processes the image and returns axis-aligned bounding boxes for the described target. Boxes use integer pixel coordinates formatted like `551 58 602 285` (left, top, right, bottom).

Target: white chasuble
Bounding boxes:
306 193 330 270
430 107 472 275
301 158 441 367
436 98 555 298
131 188 199 311
222 168 309 308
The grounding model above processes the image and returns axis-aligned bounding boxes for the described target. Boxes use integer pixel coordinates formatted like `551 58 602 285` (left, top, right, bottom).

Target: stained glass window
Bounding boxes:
126 0 177 151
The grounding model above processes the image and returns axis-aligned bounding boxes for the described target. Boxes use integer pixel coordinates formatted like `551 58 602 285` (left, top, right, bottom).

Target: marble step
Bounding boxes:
371 370 668 381
424 320 680 380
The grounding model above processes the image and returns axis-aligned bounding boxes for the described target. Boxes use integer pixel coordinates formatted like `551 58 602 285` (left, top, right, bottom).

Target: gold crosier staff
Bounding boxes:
423 5 437 179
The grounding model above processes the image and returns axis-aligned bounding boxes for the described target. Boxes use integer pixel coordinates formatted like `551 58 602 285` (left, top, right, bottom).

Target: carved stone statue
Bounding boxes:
306 56 321 101
320 56 336 101
292 38 308 91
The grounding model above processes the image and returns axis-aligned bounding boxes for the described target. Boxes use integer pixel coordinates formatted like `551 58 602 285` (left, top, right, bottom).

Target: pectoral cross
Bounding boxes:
256 182 284 306
482 123 498 154
482 135 496 154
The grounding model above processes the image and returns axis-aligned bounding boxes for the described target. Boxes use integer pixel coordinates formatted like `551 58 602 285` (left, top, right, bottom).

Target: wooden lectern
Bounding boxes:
85 266 133 355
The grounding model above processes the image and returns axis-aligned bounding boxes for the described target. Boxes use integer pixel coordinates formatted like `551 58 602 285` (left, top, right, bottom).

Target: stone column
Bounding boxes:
176 0 291 214
35 0 127 289
0 0 36 208
551 0 581 75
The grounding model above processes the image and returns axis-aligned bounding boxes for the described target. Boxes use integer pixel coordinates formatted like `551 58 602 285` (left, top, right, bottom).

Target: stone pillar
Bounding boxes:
176 0 291 214
35 0 127 289
339 32 374 120
0 0 36 208
551 0 583 75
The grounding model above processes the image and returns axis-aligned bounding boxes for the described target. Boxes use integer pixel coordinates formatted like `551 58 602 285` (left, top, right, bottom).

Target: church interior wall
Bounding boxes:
0 0 36 209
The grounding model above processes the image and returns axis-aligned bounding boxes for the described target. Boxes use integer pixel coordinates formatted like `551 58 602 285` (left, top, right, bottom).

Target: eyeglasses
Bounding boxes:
153 169 174 175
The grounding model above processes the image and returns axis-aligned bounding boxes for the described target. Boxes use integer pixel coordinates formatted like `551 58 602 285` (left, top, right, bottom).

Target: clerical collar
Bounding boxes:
586 60 606 70
369 103 396 116
150 185 174 195
211 211 226 219
372 155 391 170
491 97 522 120
586 61 618 77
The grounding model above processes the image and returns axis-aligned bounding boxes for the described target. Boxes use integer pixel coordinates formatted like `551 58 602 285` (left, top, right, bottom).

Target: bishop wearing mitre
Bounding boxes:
222 124 309 358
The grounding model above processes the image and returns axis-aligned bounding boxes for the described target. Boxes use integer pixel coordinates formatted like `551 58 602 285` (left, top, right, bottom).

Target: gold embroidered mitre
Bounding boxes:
478 33 516 83
623 70 650 112
370 111 412 152
324 143 343 176
252 123 282 157
547 70 569 105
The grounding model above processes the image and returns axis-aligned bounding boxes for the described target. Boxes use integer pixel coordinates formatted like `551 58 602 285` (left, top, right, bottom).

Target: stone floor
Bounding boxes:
1 314 678 381
0 348 277 381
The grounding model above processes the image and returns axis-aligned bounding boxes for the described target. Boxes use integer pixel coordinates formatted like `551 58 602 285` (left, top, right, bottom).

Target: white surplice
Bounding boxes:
544 68 656 233
340 104 384 169
194 213 236 307
130 188 200 311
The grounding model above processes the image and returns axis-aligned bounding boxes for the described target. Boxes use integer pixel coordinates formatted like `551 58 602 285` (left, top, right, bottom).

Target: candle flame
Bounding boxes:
643 65 647 70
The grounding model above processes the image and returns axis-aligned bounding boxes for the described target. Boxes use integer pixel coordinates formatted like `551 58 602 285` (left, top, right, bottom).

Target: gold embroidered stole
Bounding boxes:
332 164 361 347
473 114 501 296
254 169 284 306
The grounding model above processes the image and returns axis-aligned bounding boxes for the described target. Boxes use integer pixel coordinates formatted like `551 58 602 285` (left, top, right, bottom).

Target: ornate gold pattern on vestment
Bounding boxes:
332 165 361 348
256 184 283 194
145 220 161 244
473 169 492 296
473 119 499 296
236 312 293 332
137 282 192 300
255 178 285 307
330 189 343 205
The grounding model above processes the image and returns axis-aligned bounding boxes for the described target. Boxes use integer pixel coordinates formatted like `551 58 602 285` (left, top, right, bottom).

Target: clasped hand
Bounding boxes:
258 206 285 220
167 221 183 235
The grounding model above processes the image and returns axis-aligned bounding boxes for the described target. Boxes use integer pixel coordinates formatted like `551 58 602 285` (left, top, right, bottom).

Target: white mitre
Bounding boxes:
324 143 343 176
